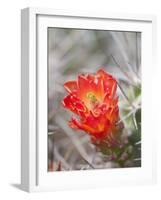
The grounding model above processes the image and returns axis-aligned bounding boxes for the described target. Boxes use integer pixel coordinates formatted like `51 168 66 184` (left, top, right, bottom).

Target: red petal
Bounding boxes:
104 94 118 107
64 80 77 93
97 68 117 98
69 117 96 134
69 117 81 129
62 94 88 117
78 75 91 99
106 106 119 124
97 68 113 80
77 74 105 108
107 79 117 98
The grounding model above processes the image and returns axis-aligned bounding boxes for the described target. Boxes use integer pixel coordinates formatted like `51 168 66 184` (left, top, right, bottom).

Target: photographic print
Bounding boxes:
48 28 141 172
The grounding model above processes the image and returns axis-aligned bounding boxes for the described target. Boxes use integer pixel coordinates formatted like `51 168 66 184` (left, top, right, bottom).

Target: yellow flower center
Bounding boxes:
86 92 98 105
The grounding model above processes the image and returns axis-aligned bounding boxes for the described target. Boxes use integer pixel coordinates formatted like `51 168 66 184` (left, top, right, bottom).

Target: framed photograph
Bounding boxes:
21 7 156 192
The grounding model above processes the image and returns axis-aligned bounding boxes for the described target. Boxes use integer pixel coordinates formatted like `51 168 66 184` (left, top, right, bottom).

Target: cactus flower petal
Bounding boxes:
62 68 121 141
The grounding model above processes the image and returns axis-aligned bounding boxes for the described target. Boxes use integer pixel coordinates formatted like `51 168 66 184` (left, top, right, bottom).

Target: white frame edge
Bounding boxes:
21 7 157 192
21 8 37 192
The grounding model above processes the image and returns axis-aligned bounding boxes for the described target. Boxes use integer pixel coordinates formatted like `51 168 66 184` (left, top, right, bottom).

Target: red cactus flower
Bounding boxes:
62 68 121 141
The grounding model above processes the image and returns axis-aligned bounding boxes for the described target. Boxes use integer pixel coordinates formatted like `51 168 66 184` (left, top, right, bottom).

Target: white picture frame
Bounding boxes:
21 7 157 192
